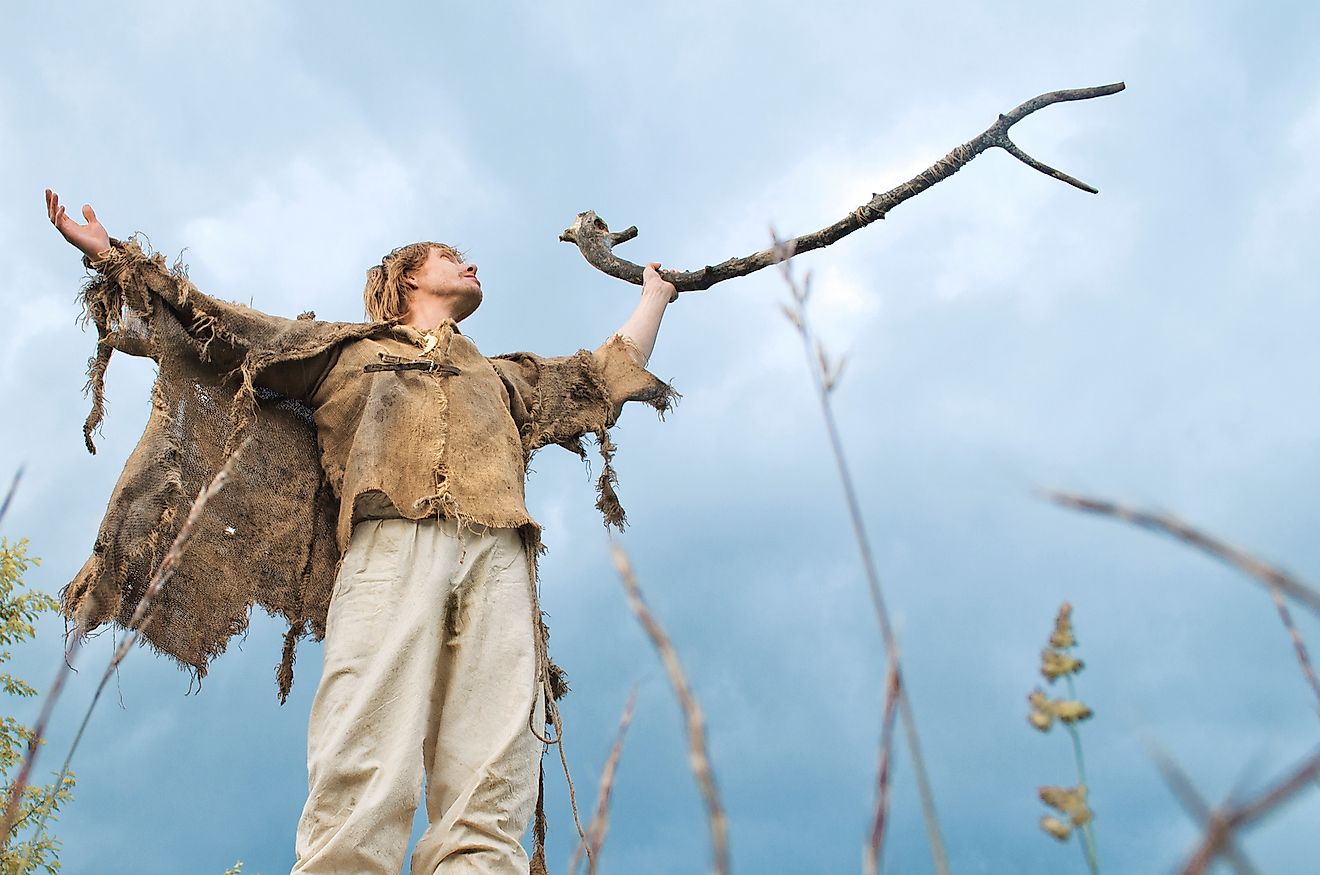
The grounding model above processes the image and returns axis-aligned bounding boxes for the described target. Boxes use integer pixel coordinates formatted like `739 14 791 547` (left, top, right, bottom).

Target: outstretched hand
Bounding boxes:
45 189 110 260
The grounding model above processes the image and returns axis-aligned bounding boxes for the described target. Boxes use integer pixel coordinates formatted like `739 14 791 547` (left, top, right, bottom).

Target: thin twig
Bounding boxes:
1 442 247 847
1173 745 1320 875
1140 732 1261 875
776 236 950 875
561 83 1124 291
0 609 82 848
1043 490 1320 714
864 664 901 875
1261 587 1320 714
569 685 639 875
610 542 729 875
0 467 22 529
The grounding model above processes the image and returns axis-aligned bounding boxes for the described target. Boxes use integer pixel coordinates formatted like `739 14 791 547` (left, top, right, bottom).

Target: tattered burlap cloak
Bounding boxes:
66 238 675 704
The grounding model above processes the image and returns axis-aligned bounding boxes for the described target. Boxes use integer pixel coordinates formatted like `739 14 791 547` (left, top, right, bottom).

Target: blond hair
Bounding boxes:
362 241 463 323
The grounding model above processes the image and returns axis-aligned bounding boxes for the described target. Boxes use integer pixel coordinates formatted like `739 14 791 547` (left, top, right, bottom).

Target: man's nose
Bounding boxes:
464 263 478 277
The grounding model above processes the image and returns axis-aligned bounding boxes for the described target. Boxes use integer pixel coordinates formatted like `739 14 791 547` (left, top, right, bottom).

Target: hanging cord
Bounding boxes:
524 541 592 870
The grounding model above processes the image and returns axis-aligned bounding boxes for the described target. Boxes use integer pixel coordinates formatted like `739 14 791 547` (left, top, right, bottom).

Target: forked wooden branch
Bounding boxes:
560 82 1125 291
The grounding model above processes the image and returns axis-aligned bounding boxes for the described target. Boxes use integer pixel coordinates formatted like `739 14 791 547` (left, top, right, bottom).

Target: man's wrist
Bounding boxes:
82 239 122 272
642 285 677 305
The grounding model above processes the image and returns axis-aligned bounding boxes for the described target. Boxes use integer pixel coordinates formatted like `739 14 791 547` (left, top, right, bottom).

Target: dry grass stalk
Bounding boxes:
111 437 251 661
774 234 950 875
864 663 901 875
568 685 639 875
1152 738 1320 874
0 467 21 529
1173 744 1320 874
0 442 247 848
1259 588 1320 714
1027 603 1100 873
609 542 728 875
0 590 87 845
1042 490 1320 713
1142 736 1260 875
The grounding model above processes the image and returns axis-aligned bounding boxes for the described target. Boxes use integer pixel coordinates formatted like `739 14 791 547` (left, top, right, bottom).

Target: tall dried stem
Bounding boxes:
610 543 729 875
2 442 247 852
569 685 639 875
1042 490 1320 715
1142 735 1260 875
1159 740 1320 874
0 467 21 529
775 234 949 875
864 663 901 875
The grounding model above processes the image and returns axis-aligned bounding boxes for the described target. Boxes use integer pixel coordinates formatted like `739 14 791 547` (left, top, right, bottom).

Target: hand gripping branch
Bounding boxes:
559 82 1125 293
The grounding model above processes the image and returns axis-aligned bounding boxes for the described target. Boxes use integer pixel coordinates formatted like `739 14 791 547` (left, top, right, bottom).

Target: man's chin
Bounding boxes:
456 292 482 322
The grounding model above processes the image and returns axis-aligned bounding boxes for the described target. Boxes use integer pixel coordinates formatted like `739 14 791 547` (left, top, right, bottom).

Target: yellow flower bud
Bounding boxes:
1040 784 1093 826
1040 648 1084 682
1049 602 1076 649
1053 699 1093 724
1040 815 1072 841
1027 689 1055 732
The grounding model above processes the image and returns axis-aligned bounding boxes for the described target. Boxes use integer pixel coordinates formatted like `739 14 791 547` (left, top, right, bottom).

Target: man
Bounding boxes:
46 190 677 873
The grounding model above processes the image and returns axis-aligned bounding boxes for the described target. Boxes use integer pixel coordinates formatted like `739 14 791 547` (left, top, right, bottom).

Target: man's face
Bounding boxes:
407 247 482 321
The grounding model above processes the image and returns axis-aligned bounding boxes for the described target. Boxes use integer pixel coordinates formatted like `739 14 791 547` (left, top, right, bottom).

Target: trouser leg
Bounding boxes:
292 519 453 875
409 525 544 875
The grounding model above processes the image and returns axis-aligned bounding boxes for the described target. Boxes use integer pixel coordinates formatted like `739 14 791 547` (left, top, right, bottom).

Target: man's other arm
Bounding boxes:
609 262 675 367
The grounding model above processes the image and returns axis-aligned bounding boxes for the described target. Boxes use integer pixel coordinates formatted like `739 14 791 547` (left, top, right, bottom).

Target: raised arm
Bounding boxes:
45 187 194 330
609 262 675 366
45 188 352 420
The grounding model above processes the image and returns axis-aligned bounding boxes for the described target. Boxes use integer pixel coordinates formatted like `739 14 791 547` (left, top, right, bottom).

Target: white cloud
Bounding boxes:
1244 86 1320 280
181 147 419 317
0 292 66 387
178 132 500 321
7 4 1320 873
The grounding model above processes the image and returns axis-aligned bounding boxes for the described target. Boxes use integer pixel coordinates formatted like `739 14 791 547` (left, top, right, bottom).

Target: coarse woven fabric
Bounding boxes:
294 517 544 875
64 238 676 701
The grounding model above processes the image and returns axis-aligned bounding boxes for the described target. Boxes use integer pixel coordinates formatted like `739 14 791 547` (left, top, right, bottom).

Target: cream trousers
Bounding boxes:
291 518 545 875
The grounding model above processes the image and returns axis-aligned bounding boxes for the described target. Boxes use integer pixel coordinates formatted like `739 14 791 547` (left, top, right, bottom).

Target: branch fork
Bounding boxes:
561 82 1125 293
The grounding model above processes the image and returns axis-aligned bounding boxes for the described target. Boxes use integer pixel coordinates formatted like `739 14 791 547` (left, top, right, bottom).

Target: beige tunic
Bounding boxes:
261 320 661 552
64 238 676 700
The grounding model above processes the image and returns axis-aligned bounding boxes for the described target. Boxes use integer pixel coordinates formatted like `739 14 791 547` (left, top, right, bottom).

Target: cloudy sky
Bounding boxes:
3 1 1319 872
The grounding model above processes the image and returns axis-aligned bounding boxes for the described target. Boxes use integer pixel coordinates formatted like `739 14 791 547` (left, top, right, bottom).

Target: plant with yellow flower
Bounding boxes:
1027 602 1099 873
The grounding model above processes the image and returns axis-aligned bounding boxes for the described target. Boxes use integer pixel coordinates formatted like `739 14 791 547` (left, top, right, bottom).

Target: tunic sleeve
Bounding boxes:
81 237 368 426
71 238 386 701
488 334 677 527
85 237 279 373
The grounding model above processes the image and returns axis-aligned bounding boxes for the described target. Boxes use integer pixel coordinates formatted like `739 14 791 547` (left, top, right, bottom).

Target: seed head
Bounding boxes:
1027 688 1093 731
1049 602 1076 649
1040 648 1084 682
1040 784 1093 827
1040 815 1072 841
